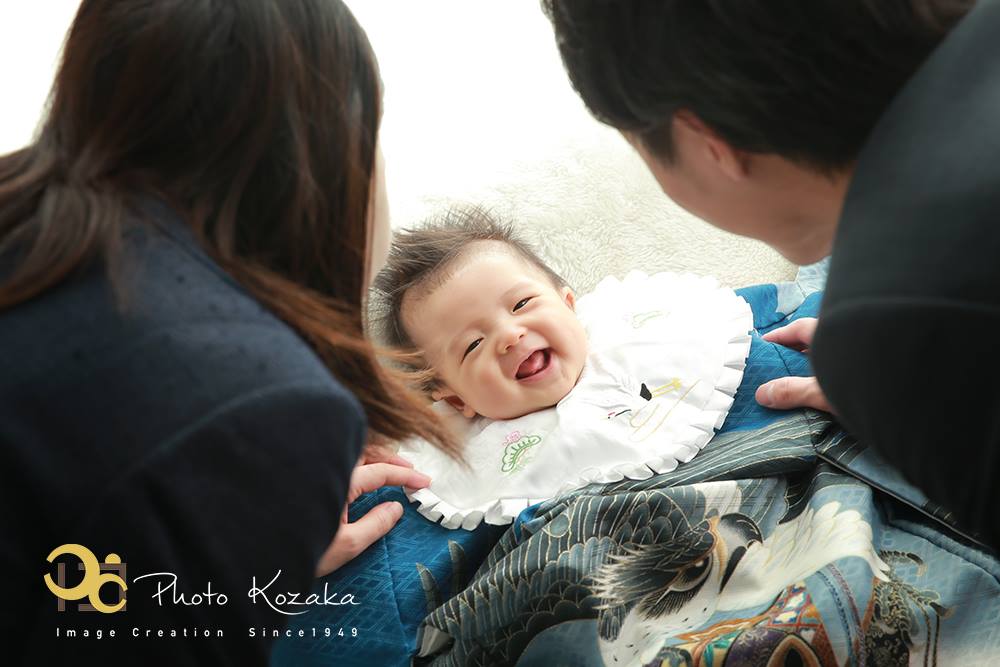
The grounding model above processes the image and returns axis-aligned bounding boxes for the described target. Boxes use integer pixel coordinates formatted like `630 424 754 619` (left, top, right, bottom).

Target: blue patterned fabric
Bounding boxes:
272 270 1000 666
270 490 506 665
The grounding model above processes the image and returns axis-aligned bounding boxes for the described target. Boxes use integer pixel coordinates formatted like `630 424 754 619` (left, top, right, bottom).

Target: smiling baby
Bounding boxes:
375 207 753 529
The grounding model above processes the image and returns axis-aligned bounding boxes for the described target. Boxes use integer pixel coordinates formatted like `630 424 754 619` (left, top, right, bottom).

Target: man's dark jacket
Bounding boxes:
814 0 1000 551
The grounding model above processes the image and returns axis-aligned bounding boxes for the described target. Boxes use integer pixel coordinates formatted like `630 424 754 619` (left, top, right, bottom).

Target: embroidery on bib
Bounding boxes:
630 310 668 328
626 379 699 443
501 431 543 474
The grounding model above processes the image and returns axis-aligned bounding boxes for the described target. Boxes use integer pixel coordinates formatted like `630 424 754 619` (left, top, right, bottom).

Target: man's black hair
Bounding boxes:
543 0 973 171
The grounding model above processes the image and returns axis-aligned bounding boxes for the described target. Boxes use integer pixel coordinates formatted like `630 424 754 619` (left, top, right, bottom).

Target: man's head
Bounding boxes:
543 0 972 264
374 207 589 420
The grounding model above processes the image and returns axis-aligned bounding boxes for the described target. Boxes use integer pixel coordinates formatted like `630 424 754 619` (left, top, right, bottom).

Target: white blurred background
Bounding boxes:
0 1 794 290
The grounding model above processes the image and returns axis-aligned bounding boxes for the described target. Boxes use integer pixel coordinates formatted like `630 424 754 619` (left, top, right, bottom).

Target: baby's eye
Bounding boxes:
462 338 482 361
513 297 533 312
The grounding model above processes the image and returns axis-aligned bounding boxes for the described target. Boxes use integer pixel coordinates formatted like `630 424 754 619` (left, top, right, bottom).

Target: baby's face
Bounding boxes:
402 243 588 420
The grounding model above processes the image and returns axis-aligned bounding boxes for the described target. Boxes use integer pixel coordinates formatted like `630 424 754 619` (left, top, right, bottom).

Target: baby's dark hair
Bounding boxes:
373 205 567 352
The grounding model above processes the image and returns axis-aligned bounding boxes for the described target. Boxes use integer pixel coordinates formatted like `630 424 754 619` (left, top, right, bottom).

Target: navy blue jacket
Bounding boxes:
0 201 366 664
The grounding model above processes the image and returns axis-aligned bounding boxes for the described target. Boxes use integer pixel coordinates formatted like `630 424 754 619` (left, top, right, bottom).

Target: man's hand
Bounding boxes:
315 459 430 577
755 318 835 413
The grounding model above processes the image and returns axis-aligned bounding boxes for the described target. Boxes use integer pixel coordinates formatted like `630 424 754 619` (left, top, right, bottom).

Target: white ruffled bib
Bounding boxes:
398 271 753 529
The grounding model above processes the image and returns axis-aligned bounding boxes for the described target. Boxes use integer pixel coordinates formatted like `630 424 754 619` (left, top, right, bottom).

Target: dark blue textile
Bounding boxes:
1 204 366 665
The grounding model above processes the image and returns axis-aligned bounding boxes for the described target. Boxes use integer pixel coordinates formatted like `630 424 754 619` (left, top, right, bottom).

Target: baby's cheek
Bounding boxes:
470 365 500 397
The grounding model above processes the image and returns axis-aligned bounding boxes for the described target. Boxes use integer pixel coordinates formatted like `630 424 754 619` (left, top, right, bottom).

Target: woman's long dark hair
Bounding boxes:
0 0 458 456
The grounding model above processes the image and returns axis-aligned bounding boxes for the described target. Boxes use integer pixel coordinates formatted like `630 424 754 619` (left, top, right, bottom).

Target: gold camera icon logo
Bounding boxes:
44 544 127 613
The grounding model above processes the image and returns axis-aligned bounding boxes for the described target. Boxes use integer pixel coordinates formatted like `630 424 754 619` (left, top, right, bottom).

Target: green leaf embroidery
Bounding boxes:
631 310 667 328
501 435 543 473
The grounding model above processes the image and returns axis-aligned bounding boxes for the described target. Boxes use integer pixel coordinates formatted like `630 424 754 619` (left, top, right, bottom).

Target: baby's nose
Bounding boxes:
499 327 526 353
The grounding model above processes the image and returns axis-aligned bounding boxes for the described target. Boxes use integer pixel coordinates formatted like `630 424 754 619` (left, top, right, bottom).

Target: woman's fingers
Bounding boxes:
315 501 405 577
755 375 834 413
383 454 415 468
761 317 819 352
359 444 414 468
361 450 414 469
346 462 431 504
317 459 429 576
348 501 405 554
316 461 430 577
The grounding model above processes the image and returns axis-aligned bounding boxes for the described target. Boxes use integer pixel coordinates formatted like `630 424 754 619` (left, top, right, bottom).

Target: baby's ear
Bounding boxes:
561 286 576 311
430 386 477 419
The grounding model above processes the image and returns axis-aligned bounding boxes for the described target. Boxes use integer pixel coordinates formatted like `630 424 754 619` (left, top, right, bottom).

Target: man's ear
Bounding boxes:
673 109 750 181
430 386 477 419
561 286 576 311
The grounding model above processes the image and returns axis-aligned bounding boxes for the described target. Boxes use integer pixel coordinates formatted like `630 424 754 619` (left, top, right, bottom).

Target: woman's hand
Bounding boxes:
314 453 430 577
754 318 835 413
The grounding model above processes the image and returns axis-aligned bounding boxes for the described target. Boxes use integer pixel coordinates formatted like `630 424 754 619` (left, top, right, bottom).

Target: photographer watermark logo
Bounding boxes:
44 544 127 613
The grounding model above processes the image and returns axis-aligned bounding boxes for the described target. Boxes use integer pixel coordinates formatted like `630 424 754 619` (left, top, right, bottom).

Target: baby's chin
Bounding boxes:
476 375 581 421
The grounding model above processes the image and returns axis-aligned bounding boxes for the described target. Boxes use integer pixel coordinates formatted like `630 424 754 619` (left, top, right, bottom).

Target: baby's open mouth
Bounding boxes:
516 349 551 380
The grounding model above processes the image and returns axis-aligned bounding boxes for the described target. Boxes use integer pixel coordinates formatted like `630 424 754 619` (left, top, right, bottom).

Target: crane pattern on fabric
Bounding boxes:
409 416 978 667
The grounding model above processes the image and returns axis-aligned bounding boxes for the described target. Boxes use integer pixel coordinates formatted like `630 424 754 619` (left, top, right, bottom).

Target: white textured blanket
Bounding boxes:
355 1 796 293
